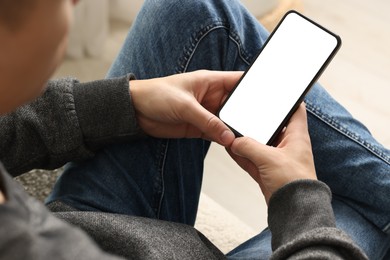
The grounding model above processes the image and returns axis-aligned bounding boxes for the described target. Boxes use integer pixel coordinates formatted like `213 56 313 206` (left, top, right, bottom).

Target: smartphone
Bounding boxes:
218 11 341 145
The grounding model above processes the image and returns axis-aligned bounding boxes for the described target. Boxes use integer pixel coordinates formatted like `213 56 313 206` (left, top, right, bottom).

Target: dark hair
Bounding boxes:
0 0 35 30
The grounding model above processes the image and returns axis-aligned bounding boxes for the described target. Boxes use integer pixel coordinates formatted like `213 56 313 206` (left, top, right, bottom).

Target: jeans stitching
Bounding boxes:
384 222 390 234
305 101 390 165
177 20 251 73
155 139 169 218
306 102 390 232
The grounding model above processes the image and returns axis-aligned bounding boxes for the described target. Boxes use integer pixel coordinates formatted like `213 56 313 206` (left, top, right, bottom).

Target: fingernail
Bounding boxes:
220 130 235 145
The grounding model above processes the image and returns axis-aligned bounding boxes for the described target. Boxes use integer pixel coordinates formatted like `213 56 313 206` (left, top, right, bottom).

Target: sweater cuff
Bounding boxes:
73 74 143 150
268 180 336 251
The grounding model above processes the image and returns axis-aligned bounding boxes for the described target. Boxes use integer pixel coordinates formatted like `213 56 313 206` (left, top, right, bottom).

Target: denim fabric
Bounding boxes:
47 0 390 259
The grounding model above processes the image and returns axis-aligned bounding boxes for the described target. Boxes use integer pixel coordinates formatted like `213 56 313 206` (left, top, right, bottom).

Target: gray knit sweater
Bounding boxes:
0 76 367 259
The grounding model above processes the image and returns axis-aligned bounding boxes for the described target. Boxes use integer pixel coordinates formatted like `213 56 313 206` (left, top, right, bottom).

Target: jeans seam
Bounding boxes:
177 20 251 73
384 224 390 235
306 102 390 234
305 101 390 165
156 139 169 218
384 222 390 234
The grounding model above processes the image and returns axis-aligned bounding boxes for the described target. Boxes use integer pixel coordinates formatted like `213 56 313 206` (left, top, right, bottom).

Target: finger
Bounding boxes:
197 70 243 93
285 103 308 133
269 104 309 148
192 70 242 105
185 102 235 146
227 148 272 204
226 148 259 179
230 136 276 165
272 126 287 147
218 71 243 92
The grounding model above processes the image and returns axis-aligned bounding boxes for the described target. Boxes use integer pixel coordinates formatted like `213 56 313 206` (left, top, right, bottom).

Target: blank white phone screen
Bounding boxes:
219 12 339 144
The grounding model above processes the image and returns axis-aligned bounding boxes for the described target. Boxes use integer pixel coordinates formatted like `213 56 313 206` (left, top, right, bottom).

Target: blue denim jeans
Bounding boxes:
47 0 390 259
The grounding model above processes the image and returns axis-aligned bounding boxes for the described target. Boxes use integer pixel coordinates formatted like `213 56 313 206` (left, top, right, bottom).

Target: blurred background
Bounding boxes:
52 0 390 253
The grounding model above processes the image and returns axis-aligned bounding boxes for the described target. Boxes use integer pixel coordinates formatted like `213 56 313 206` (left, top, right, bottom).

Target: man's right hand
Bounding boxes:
227 104 317 204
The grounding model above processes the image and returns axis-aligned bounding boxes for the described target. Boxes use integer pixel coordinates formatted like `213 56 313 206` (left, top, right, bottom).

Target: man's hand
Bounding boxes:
228 104 317 204
130 70 242 146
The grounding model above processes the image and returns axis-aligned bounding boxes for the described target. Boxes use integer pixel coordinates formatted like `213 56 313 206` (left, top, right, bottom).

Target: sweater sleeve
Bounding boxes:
268 180 368 259
0 75 143 176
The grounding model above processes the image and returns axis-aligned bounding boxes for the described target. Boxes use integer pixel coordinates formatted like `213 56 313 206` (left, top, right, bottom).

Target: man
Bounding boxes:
1 0 388 259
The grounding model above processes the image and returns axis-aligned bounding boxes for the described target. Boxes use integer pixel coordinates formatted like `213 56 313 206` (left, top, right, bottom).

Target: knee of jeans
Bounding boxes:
332 198 390 259
139 0 236 30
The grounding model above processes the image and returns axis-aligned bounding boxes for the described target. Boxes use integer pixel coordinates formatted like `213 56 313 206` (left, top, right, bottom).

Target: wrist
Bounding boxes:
129 79 142 114
268 180 335 250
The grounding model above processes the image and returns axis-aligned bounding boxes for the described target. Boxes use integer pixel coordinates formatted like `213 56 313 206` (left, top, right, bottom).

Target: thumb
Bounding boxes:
231 137 274 165
187 101 235 146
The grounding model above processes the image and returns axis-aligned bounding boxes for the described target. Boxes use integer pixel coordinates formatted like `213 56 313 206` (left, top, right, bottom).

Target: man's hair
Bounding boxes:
0 0 35 30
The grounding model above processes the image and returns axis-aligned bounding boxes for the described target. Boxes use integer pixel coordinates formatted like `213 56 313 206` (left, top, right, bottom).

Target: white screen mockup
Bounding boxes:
219 11 340 145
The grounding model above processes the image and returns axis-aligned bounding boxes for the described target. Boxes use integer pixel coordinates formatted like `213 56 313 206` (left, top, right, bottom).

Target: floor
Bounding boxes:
54 0 390 236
